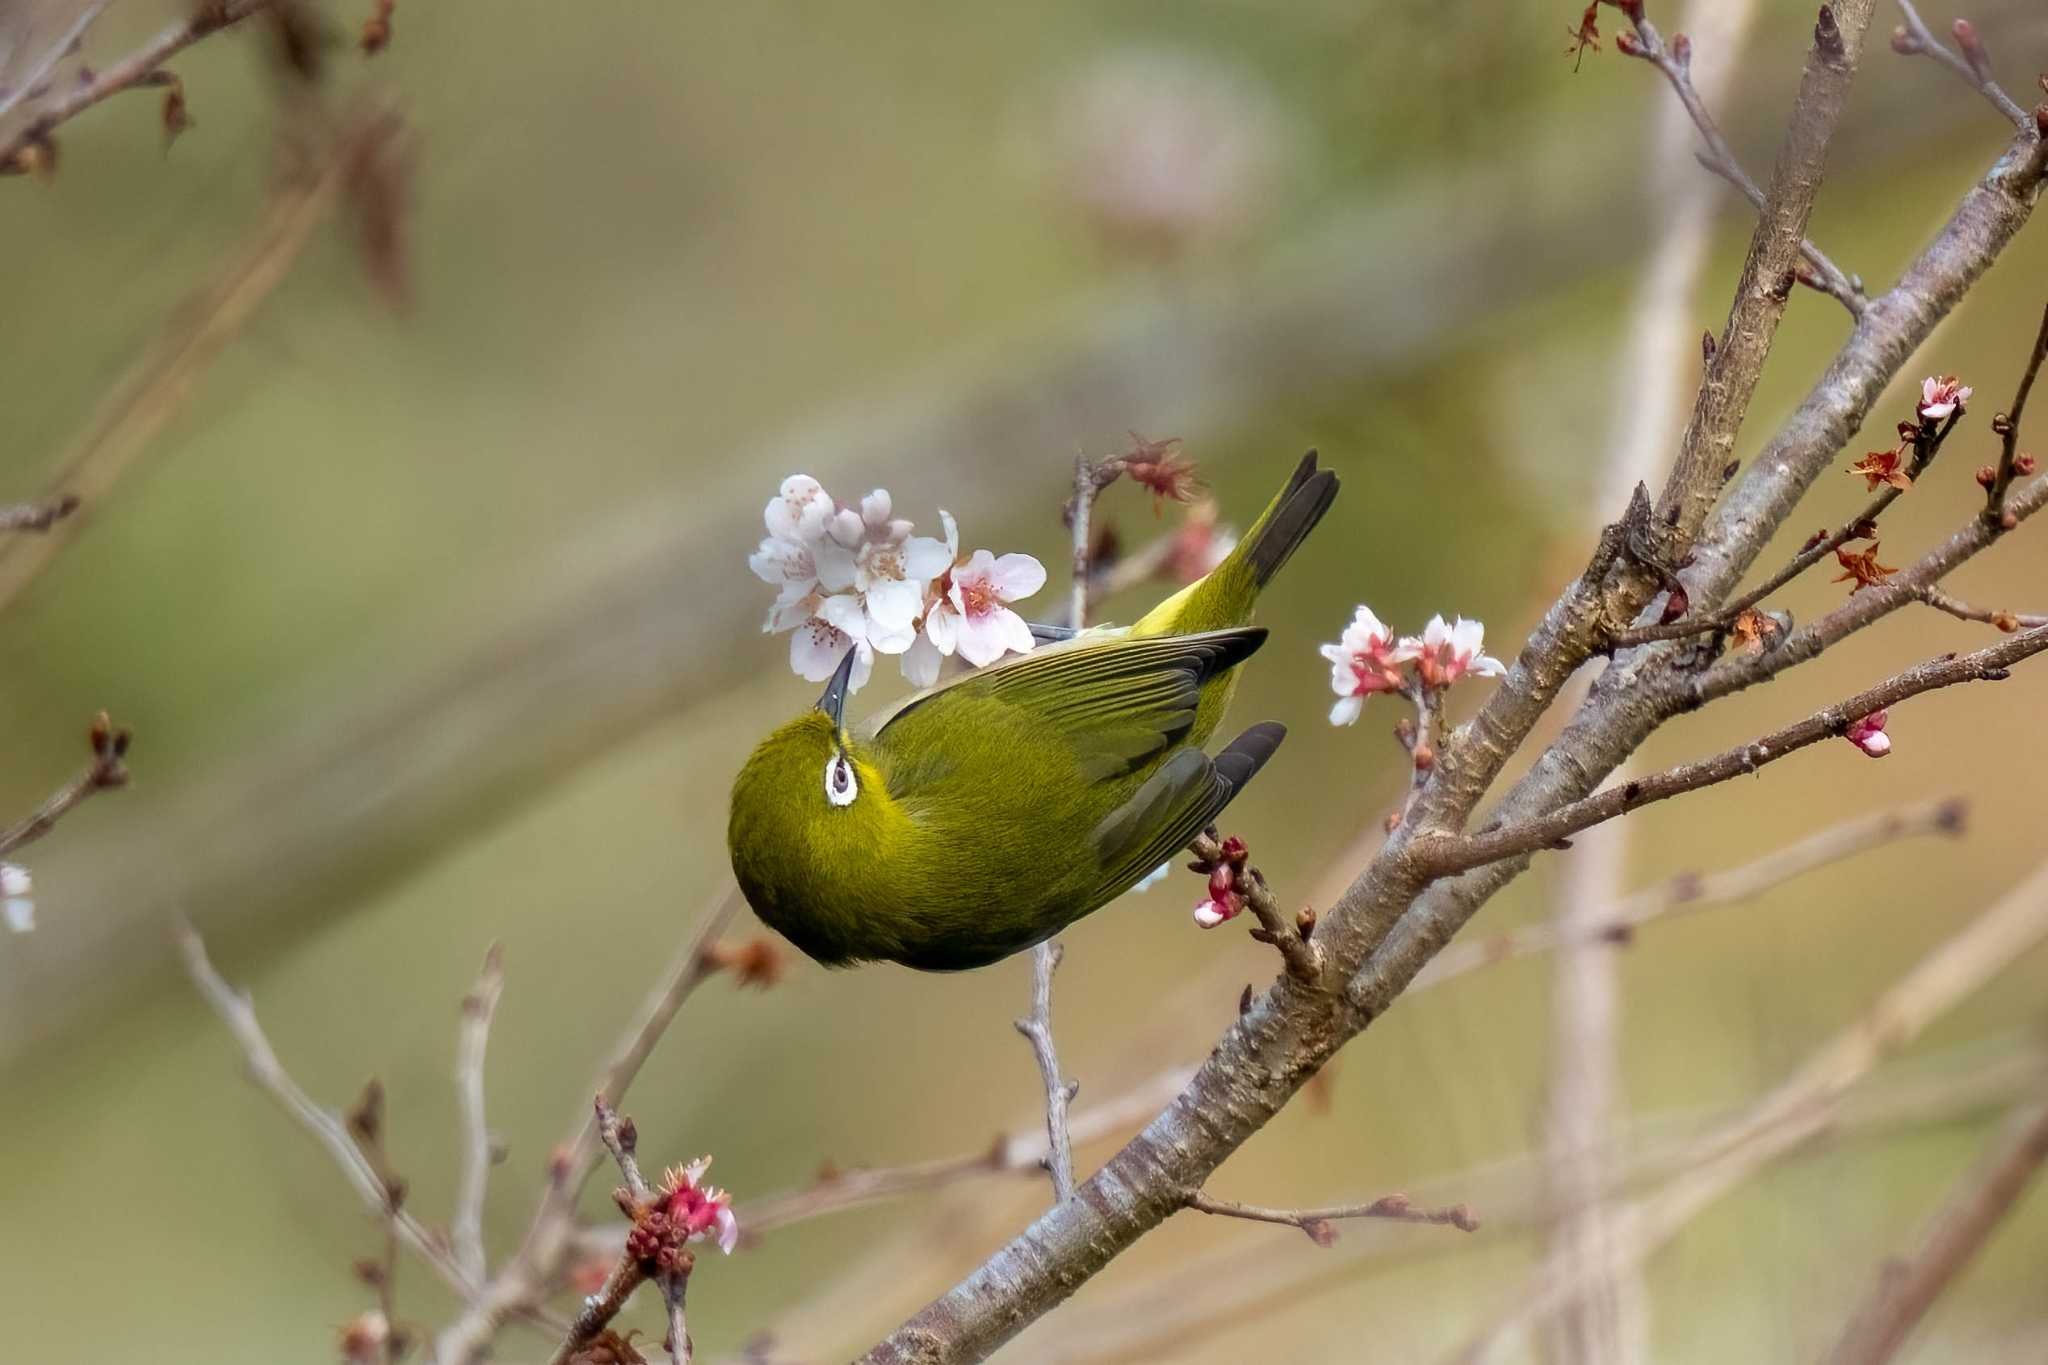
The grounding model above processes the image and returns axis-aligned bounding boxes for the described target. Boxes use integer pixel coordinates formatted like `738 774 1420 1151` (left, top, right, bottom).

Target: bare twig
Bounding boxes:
453 943 506 1284
1910 583 2047 629
174 917 480 1300
0 495 81 533
1453 854 2048 1361
1186 1190 1478 1244
0 0 282 172
1617 9 1864 314
1016 941 1078 1204
0 714 131 861
0 123 353 614
1984 299 2048 520
1610 410 1960 649
1420 798 1965 989
1421 625 2048 881
0 1 113 123
1825 1093 2048 1365
1890 0 2028 127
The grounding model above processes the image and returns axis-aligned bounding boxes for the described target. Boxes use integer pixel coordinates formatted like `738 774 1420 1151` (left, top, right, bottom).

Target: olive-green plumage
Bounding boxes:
728 451 1338 970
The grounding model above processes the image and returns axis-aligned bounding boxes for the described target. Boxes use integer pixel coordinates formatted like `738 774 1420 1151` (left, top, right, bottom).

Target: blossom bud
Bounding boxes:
1614 31 1641 58
1670 32 1692 67
2016 454 2037 476
1977 466 1998 488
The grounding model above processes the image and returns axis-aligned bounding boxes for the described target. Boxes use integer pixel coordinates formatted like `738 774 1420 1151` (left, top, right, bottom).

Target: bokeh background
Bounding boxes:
3 1 2047 1360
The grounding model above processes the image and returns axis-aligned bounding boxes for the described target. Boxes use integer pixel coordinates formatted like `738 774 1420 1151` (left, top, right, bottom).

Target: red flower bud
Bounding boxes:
1977 465 1998 488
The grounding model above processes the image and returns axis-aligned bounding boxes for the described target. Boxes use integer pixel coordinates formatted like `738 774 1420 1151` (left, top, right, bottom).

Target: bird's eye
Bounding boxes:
824 754 858 807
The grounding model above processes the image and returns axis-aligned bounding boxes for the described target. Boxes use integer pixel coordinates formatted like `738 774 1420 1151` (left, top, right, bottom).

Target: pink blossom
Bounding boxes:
1192 893 1241 928
1318 605 1407 726
1844 710 1891 758
1918 375 1972 423
1403 614 1506 691
926 549 1045 668
662 1157 739 1255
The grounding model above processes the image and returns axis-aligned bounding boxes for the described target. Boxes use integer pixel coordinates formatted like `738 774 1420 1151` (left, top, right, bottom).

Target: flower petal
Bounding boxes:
924 604 959 654
790 619 852 682
1329 694 1363 727
988 553 1047 601
901 535 954 583
864 576 925 633
899 630 944 686
818 592 871 643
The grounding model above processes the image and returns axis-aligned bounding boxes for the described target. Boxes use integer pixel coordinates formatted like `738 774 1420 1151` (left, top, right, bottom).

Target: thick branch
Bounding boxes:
1620 11 1864 314
1824 1094 2048 1365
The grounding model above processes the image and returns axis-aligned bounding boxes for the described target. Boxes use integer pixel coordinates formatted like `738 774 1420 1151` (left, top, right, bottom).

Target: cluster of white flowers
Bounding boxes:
2 862 31 934
749 475 1047 692
1318 606 1505 726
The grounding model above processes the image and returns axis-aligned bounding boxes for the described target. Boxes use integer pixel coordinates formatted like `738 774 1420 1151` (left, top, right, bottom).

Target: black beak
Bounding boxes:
815 647 857 728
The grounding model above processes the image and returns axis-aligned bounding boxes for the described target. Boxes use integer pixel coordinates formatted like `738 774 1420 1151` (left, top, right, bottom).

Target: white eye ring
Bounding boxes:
824 754 858 807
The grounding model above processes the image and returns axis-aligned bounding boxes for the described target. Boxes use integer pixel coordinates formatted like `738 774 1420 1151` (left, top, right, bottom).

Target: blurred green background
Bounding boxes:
3 1 2047 1360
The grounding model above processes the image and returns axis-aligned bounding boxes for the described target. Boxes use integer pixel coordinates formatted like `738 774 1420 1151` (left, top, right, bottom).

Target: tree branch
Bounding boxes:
1452 854 2048 1360
453 943 506 1284
0 713 131 861
0 0 283 173
1889 0 2028 128
1618 7 1864 314
1824 1093 2048 1365
175 917 481 1301
1421 625 2048 880
1416 797 1964 989
1984 298 2047 521
0 494 81 534
1185 1190 1479 1245
1015 941 1078 1205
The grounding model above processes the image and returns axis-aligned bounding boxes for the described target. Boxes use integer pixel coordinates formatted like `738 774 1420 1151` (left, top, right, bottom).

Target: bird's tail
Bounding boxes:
1131 450 1339 636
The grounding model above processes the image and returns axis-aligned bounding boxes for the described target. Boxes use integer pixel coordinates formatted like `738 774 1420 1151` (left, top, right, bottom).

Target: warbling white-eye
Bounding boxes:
727 452 1338 970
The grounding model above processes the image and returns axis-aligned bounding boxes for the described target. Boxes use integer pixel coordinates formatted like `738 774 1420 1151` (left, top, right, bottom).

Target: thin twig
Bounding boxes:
1188 831 1323 982
1910 584 2047 629
1618 10 1863 315
1452 854 2048 1361
1825 1093 2048 1365
1016 941 1078 1204
0 718 130 861
453 943 506 1284
0 495 81 533
1611 410 1960 649
0 0 113 123
1422 624 2048 880
0 0 282 171
1890 0 2027 127
174 917 480 1300
1985 299 2048 521
1417 798 1966 989
1185 1190 1478 1244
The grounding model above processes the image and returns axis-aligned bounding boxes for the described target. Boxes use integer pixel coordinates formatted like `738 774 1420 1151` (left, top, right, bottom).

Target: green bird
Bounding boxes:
727 452 1338 970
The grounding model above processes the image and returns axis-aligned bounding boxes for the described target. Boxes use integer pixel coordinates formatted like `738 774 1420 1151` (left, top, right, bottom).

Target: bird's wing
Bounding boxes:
877 627 1266 782
1087 721 1287 899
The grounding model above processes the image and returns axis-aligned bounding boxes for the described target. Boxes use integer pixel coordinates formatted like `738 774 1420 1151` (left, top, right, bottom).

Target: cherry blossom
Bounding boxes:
750 475 1044 692
926 549 1046 668
1192 893 1241 928
1403 615 1506 690
1318 605 1407 726
1917 375 1972 423
1844 710 1891 758
660 1157 739 1255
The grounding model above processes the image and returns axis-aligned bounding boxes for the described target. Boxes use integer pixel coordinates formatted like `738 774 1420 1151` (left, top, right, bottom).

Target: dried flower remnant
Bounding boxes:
699 936 788 990
1833 543 1897 591
639 1157 738 1259
1729 608 1779 655
1848 446 1913 492
1566 1 1602 70
1844 710 1892 758
361 0 396 54
1122 434 1203 513
337 1310 392 1364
